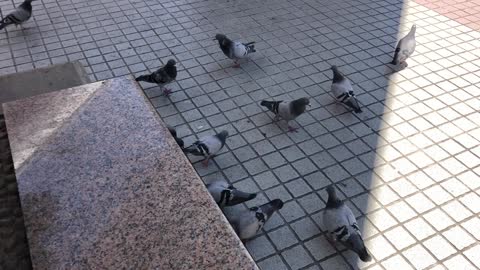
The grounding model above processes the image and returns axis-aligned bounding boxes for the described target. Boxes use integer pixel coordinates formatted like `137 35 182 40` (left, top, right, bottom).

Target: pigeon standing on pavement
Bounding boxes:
167 125 184 148
330 66 362 113
260 97 310 132
390 25 416 69
135 59 177 96
214 34 256 68
226 199 284 241
207 180 256 207
183 130 228 167
0 0 36 30
322 185 372 262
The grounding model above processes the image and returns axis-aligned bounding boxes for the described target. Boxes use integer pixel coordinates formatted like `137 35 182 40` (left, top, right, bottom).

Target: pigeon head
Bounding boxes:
254 199 284 222
326 185 343 208
166 59 176 66
215 34 227 41
291 97 310 116
331 65 345 83
167 125 177 137
345 232 372 262
215 130 229 145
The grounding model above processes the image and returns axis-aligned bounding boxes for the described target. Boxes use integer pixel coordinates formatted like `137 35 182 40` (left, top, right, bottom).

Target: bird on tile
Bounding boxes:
135 59 177 96
226 199 284 241
0 0 36 30
390 25 416 70
214 34 256 68
207 180 256 207
330 66 362 113
260 97 310 132
167 125 184 149
183 130 228 167
322 185 372 262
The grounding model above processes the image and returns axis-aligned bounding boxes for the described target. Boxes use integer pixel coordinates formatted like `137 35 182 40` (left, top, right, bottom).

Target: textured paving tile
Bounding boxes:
1 0 479 269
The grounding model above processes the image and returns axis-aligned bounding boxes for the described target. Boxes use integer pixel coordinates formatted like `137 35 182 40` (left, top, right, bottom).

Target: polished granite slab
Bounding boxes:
3 76 257 270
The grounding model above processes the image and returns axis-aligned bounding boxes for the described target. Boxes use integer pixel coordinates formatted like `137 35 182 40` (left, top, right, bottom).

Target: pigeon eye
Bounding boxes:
255 212 265 222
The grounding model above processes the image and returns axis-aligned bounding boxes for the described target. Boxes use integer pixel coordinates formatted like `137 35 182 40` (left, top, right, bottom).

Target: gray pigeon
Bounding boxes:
215 34 256 68
390 25 416 68
260 97 310 132
322 185 372 262
167 125 184 149
206 180 256 207
183 130 228 167
135 59 177 96
0 0 35 30
331 66 362 113
226 199 284 241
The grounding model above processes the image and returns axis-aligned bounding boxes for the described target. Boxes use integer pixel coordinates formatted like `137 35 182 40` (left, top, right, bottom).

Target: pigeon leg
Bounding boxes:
326 234 337 246
232 60 241 68
202 156 211 167
273 115 279 122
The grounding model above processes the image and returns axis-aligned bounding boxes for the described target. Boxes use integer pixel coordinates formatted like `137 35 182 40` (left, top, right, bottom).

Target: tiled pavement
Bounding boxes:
1 0 479 269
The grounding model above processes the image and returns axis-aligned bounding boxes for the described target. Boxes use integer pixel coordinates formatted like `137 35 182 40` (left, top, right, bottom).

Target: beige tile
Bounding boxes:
365 235 396 261
384 226 416 250
381 255 414 270
403 244 436 270
423 209 454 231
442 225 476 250
404 218 436 241
423 235 457 260
443 255 477 270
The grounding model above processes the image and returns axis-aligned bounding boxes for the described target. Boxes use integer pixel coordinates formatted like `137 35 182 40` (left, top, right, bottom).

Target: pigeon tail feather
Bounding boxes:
244 42 256 53
135 74 154 83
183 144 201 155
260 100 280 113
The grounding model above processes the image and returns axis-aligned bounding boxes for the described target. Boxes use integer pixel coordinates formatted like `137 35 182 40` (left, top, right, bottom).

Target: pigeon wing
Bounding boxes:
200 135 223 155
232 42 248 59
331 79 353 99
152 68 172 84
277 101 295 120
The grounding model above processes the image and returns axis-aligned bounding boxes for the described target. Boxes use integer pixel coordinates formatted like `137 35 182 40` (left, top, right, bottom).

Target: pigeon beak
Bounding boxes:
259 199 284 219
228 190 257 206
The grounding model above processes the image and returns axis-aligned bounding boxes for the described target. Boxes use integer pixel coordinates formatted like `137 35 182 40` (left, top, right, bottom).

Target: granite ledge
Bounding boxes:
3 76 257 270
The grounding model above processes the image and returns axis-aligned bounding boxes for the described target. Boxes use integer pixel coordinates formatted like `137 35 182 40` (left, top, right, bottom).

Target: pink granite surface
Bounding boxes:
3 76 257 270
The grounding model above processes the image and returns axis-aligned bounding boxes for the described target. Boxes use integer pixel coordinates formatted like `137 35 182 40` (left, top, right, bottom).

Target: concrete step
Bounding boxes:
0 61 91 115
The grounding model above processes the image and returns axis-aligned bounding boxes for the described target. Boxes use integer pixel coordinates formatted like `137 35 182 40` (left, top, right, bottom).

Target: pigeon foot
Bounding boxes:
288 126 299 133
162 88 172 96
202 157 210 167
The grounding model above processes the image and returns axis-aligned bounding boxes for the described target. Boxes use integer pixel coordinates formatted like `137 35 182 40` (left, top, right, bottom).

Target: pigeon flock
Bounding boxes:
1 0 420 264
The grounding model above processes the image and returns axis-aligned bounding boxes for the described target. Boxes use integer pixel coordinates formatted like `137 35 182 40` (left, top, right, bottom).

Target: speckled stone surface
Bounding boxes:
3 76 257 270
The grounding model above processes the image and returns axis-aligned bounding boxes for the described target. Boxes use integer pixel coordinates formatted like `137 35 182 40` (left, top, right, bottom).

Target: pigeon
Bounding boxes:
214 34 256 68
167 125 184 148
206 180 256 207
226 199 284 241
322 185 372 262
331 66 362 113
260 97 310 132
135 59 177 96
183 130 228 167
0 0 35 30
390 25 416 68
